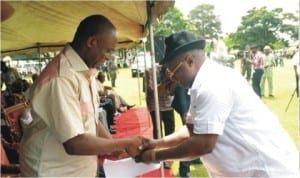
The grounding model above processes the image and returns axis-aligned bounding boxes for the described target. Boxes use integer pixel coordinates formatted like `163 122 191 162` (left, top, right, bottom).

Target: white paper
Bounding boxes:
103 157 160 177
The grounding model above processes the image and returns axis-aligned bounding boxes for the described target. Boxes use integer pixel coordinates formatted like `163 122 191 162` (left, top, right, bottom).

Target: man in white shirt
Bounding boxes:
137 31 299 177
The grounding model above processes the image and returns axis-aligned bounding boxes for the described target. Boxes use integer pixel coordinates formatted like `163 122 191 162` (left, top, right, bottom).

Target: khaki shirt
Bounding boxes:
263 53 275 77
20 44 99 177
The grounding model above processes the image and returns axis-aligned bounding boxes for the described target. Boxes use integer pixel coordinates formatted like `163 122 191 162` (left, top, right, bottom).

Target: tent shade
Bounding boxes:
1 1 174 56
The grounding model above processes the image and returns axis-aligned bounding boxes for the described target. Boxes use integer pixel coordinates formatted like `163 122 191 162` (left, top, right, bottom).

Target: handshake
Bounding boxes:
123 136 159 164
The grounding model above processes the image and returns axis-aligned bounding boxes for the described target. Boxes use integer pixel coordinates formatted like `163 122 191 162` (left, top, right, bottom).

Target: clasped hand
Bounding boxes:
134 139 158 164
124 136 151 157
124 136 158 164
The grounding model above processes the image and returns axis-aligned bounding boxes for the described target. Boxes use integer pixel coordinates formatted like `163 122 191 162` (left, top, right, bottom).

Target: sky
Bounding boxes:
175 0 299 35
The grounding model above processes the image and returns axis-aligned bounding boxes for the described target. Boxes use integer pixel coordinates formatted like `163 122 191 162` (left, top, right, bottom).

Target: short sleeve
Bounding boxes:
32 77 85 143
187 85 233 135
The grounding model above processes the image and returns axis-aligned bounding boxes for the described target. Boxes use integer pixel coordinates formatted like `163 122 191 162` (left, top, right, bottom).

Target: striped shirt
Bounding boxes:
252 51 264 69
145 66 173 112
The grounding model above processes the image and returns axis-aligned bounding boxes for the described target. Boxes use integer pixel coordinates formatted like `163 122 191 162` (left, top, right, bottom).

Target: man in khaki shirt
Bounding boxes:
260 45 276 97
20 15 146 177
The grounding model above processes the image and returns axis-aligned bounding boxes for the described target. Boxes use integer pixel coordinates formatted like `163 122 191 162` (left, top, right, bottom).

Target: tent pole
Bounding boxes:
136 45 142 105
37 42 41 73
142 38 148 97
147 1 164 177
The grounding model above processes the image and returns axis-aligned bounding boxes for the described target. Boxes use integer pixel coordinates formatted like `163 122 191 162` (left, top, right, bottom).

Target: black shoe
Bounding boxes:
109 128 116 134
191 158 202 164
110 122 116 125
127 104 136 110
163 161 170 169
117 108 124 113
180 172 191 178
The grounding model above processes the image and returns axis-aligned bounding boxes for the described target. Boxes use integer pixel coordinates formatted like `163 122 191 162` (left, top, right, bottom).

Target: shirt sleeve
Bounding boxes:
187 85 233 135
33 77 85 143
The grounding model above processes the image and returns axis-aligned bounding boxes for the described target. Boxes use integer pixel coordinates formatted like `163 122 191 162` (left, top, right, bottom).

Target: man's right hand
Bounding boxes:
125 136 151 157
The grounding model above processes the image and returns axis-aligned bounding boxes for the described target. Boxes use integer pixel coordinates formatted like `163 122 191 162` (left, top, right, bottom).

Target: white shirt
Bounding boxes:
187 59 299 177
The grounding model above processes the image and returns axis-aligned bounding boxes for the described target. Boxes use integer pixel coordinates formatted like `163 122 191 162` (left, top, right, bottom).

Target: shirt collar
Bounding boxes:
64 44 89 72
64 44 97 79
189 58 212 91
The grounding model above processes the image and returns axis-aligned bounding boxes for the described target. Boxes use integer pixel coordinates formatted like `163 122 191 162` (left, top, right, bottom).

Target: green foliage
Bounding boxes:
153 7 195 37
228 7 298 50
154 5 222 40
188 4 222 39
270 41 287 49
153 4 298 52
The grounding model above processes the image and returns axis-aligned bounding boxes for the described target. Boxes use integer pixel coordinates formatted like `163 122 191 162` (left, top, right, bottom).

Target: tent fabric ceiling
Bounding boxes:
1 1 174 56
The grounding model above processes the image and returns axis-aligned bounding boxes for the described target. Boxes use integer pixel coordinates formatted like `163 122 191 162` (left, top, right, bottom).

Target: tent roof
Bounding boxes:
1 1 174 56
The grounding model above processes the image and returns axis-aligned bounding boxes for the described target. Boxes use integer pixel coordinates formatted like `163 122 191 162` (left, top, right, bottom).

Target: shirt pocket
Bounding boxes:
80 101 93 121
187 89 199 122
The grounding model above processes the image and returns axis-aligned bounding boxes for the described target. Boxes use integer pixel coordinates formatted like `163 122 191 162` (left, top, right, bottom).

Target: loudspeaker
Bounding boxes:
154 36 165 63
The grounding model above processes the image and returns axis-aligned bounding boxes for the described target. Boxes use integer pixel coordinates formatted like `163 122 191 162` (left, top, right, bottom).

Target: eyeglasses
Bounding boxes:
166 61 184 80
166 54 191 80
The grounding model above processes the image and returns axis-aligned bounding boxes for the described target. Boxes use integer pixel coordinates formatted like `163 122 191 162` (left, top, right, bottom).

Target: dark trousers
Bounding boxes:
242 64 252 81
179 161 191 177
1 126 19 163
100 98 116 126
110 72 117 87
252 69 264 98
150 110 175 139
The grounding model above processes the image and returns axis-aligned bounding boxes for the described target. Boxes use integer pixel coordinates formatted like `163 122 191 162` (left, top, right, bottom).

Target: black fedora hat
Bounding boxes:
160 30 205 64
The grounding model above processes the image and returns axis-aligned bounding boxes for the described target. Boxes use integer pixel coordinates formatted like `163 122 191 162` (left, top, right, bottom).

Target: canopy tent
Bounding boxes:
1 1 174 176
1 1 174 56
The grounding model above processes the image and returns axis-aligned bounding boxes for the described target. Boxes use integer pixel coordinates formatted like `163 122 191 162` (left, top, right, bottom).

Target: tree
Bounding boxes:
227 7 298 50
188 4 222 39
153 7 194 36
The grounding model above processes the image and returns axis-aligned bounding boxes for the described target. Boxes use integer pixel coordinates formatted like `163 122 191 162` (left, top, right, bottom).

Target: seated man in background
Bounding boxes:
1 61 21 95
96 71 135 112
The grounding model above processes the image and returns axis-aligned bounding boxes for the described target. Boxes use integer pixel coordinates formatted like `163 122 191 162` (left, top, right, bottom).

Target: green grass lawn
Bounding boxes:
105 58 299 177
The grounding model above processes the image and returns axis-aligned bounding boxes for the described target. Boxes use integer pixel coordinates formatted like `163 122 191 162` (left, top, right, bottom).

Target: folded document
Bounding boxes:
103 157 160 177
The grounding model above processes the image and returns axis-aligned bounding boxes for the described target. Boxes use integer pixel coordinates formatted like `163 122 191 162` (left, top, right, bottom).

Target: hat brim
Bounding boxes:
160 40 205 64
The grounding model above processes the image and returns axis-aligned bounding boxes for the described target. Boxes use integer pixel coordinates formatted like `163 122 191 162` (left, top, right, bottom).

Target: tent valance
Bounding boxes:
1 1 174 56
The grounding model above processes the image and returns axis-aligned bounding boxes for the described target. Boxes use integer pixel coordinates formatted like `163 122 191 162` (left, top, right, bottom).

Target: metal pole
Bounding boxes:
285 88 297 112
37 43 42 73
297 5 300 115
147 1 164 177
136 46 142 105
143 39 148 96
